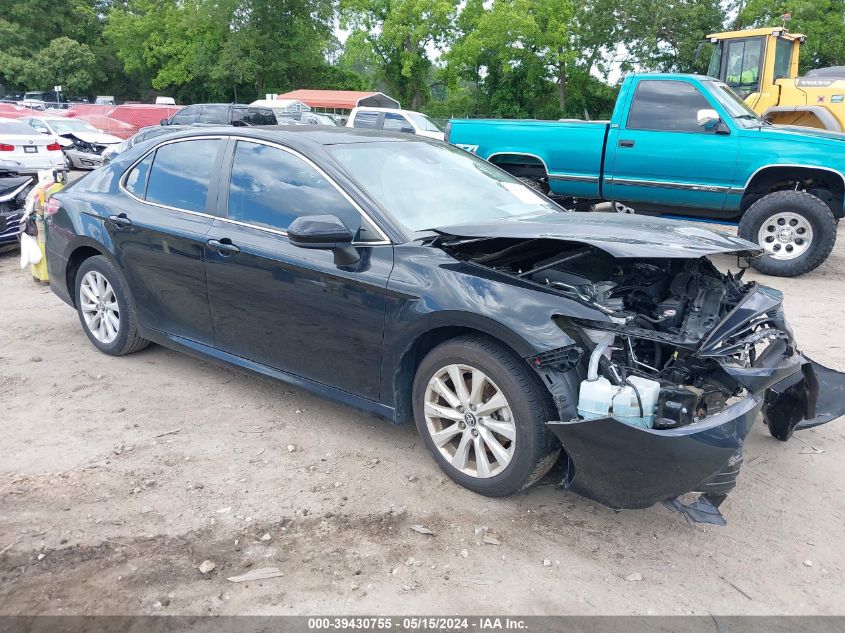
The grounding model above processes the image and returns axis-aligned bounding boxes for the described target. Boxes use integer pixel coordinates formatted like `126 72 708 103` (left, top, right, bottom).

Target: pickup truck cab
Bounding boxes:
347 107 445 140
447 73 844 276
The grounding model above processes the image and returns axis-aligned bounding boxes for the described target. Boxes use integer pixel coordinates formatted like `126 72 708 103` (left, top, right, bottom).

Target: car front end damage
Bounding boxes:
57 134 119 169
437 227 845 513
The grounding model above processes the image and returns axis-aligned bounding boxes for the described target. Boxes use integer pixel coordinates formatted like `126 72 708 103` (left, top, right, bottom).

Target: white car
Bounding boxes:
346 107 445 140
22 116 122 169
0 117 65 173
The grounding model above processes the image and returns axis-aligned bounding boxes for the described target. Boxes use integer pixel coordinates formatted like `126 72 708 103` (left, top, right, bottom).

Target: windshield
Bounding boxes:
313 113 337 126
407 113 441 132
49 119 97 134
705 81 764 127
328 141 559 231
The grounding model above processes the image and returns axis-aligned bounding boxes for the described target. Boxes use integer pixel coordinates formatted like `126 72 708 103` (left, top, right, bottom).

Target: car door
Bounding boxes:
204 138 393 400
107 136 226 345
607 79 740 211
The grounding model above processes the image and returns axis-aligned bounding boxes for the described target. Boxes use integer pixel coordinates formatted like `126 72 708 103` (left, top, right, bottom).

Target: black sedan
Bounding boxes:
44 127 845 513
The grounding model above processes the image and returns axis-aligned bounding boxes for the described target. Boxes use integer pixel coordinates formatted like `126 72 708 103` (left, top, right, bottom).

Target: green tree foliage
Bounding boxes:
340 0 459 109
105 0 340 102
735 0 845 70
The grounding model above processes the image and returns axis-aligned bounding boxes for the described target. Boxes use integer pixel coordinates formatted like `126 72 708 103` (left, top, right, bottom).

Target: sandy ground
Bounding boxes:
1 216 845 616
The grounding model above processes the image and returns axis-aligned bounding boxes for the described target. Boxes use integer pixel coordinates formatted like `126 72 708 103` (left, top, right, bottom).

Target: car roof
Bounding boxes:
351 107 427 116
153 125 425 147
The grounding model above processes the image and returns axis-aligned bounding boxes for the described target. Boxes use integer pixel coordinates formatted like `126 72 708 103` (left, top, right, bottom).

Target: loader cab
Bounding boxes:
706 28 803 99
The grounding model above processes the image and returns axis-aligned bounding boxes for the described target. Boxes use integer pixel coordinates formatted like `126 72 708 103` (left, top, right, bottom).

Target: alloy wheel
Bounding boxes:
757 211 814 260
423 364 516 478
80 271 120 344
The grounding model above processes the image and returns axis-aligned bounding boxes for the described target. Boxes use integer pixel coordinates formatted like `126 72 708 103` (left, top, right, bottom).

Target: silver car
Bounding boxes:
22 116 122 170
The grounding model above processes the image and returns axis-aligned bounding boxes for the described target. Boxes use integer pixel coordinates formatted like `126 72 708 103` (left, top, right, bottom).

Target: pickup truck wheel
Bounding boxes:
412 335 560 497
738 190 836 277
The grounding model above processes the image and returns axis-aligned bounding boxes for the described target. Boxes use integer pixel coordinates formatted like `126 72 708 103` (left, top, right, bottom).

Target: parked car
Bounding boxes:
447 73 845 277
0 159 35 246
347 107 444 139
95 96 115 106
279 111 339 126
155 96 176 105
45 127 844 513
0 117 65 173
162 103 277 127
20 92 47 110
100 124 189 163
21 116 121 169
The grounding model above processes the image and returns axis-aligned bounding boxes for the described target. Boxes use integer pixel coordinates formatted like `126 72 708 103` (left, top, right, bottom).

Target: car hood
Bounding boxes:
59 130 122 145
743 124 845 146
431 211 761 258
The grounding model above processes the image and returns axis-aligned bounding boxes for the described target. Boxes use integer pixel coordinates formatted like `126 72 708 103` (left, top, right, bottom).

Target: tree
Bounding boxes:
340 0 459 109
735 0 845 70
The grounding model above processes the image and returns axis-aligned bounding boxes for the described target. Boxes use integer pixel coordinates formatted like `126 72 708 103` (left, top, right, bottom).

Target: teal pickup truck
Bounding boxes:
446 73 844 277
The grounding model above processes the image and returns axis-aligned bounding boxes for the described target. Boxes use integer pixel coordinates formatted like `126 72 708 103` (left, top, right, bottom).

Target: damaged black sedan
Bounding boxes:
45 128 845 514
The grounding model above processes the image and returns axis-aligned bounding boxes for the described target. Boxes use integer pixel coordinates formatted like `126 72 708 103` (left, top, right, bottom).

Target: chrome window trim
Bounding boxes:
118 133 393 246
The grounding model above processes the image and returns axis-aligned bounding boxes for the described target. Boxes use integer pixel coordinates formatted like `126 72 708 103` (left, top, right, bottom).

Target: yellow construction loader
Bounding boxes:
705 26 845 131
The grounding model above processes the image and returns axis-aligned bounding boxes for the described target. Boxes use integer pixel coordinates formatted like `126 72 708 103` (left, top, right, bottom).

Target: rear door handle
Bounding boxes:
108 213 132 227
207 238 240 255
619 139 635 148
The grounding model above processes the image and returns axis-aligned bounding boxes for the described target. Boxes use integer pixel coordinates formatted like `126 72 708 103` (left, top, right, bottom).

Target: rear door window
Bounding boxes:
382 113 412 132
198 105 229 124
170 106 200 125
226 140 364 235
626 80 713 133
240 107 276 125
352 111 378 129
143 139 223 212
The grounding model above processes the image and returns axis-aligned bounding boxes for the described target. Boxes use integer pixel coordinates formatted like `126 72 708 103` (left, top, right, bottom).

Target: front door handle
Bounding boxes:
207 238 240 255
619 139 635 148
108 213 132 227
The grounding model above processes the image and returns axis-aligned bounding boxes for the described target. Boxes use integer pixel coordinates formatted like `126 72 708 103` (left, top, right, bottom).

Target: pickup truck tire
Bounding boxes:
738 191 836 277
412 335 560 497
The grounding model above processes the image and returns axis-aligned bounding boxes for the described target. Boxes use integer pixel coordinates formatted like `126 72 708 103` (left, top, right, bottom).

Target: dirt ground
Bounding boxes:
1 219 845 616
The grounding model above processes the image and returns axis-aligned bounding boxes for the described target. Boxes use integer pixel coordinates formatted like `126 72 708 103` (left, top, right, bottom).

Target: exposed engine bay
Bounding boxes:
442 237 793 431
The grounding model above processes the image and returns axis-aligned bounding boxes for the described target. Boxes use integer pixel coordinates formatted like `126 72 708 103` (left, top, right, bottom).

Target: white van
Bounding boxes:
346 107 444 140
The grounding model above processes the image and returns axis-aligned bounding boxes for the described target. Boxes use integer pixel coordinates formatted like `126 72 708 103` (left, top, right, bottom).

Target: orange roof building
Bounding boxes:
276 90 399 113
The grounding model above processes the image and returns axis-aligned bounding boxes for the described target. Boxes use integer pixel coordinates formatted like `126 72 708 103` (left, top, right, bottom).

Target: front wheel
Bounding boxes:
412 335 560 497
738 190 837 277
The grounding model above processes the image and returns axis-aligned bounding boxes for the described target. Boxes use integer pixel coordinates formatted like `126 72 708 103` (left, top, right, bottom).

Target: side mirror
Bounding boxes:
697 108 721 131
287 214 360 266
399 126 415 134
160 118 169 126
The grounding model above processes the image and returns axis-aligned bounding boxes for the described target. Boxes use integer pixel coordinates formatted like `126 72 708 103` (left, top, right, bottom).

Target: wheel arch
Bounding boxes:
391 323 538 425
487 152 549 176
64 240 114 308
741 165 845 218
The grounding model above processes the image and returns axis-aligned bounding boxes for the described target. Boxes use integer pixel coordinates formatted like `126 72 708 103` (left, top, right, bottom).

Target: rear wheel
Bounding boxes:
74 255 149 355
412 335 560 497
738 190 836 277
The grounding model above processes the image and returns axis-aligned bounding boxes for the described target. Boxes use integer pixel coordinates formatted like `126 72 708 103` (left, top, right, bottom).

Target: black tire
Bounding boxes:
412 335 560 497
74 255 149 356
738 190 837 277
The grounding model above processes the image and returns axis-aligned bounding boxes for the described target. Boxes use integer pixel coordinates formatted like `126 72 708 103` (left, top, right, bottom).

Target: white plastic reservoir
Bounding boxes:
577 376 617 420
612 376 661 428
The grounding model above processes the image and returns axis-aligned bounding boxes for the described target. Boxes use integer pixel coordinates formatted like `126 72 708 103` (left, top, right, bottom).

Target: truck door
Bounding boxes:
607 78 740 214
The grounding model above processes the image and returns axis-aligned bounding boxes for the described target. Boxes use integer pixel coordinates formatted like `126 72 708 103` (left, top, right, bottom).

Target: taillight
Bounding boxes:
46 142 62 151
44 197 62 216
0 143 13 151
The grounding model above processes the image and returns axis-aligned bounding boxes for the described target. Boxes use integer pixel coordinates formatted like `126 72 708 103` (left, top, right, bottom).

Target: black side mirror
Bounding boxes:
160 118 169 126
400 126 415 134
287 214 360 266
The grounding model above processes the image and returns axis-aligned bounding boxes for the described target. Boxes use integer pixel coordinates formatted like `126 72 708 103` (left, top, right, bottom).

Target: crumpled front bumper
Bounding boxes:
546 345 845 510
65 149 106 169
